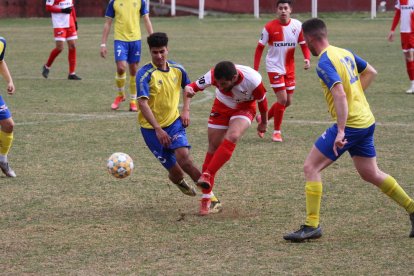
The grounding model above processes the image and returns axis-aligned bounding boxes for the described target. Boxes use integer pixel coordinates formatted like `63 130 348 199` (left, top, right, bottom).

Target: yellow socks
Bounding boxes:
129 75 137 103
115 72 126 97
0 131 13 156
380 175 414 214
305 181 323 228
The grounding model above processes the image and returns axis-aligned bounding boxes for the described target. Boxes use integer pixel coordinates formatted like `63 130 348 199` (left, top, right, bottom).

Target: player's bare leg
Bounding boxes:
168 162 196 197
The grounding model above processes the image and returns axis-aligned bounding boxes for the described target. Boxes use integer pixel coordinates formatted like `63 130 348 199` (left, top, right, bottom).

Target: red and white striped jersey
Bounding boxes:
395 0 414 33
190 65 266 109
258 18 306 74
46 0 75 28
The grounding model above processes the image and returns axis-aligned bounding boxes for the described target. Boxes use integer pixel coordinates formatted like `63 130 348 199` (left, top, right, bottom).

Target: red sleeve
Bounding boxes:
253 82 268 113
391 8 401 31
257 96 268 114
298 30 311 60
254 43 265 71
46 5 62 13
72 3 77 21
300 43 311 60
188 82 203 93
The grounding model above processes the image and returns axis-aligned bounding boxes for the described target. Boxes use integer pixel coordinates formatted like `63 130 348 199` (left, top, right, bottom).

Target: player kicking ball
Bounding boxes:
186 61 268 215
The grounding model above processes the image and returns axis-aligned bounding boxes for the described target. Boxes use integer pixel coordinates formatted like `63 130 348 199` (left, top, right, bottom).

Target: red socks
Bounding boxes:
46 47 62 67
273 102 286 131
68 47 77 74
202 139 236 193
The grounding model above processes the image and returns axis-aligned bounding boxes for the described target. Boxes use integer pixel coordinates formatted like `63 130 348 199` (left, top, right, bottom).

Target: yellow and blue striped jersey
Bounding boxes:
0 37 6 61
137 61 191 129
105 0 149 42
316 45 375 128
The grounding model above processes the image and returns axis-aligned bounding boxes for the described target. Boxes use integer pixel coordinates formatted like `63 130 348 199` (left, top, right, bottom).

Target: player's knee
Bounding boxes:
1 121 14 133
55 46 64 52
303 162 315 178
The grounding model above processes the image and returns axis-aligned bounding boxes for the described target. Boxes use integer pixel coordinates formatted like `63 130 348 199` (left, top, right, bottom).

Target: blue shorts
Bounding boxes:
113 40 142 64
140 118 191 170
0 95 11 120
315 123 376 161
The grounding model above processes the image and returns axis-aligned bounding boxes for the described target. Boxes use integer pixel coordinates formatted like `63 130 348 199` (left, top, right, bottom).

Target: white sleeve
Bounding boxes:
194 70 212 91
258 27 269 45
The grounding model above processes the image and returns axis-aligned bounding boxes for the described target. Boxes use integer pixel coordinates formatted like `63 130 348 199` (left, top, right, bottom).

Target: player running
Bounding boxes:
0 37 16 177
185 61 268 215
254 0 310 142
42 0 81 80
101 0 153 112
388 0 414 93
283 18 414 242
137 32 199 198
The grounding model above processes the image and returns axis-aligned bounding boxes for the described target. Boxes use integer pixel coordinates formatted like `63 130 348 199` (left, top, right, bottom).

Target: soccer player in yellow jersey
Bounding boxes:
100 0 153 112
0 37 16 177
283 18 414 242
136 32 202 198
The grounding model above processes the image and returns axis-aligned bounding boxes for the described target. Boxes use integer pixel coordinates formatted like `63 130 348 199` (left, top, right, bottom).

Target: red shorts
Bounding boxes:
400 33 414 52
208 98 256 129
54 25 78 41
267 71 295 94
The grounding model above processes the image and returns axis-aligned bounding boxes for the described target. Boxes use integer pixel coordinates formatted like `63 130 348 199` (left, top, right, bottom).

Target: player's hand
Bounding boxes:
155 128 171 148
387 31 395 42
7 82 15 95
100 45 107 58
304 59 310 70
180 109 190 128
333 132 347 157
61 7 73 14
75 21 78 31
185 86 196 98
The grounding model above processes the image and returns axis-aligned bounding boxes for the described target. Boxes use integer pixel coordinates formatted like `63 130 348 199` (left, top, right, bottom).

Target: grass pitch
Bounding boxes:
0 12 414 274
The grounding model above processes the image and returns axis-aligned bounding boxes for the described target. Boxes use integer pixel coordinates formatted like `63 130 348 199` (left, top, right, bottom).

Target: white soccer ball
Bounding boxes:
107 152 134 179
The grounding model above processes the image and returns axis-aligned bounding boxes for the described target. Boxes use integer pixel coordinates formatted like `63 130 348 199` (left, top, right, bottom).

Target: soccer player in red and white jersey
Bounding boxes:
254 0 310 142
185 61 268 215
388 0 414 93
42 0 81 80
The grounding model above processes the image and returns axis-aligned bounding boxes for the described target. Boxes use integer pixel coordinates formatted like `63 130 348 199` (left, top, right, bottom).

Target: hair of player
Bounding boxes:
277 0 292 7
147 32 169 48
302 18 327 40
214 61 237 81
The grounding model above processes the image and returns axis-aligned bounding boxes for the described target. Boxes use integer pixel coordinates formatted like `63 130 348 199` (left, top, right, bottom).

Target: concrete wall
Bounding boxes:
0 0 396 17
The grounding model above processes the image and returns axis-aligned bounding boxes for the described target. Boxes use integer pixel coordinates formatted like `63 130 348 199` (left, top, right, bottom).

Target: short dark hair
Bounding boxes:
302 18 327 40
147 32 168 48
214 61 237 81
277 0 292 6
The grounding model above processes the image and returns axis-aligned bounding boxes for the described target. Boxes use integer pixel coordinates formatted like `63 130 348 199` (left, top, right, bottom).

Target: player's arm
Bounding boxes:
100 17 113 58
142 14 153 35
331 83 348 156
359 64 377 91
185 70 213 98
254 27 268 71
298 30 311 70
140 1 153 35
179 67 191 127
252 82 268 134
0 60 15 95
388 8 401 42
